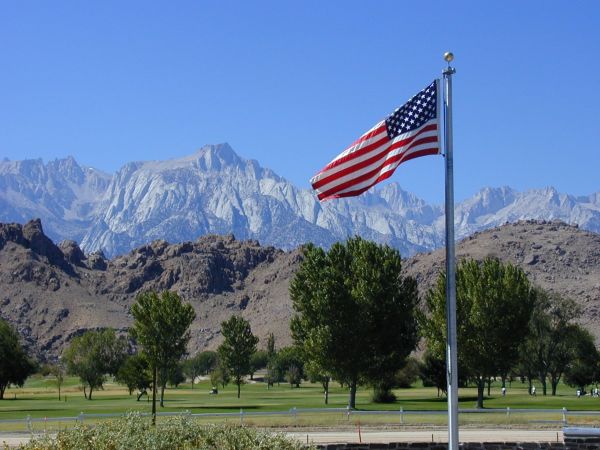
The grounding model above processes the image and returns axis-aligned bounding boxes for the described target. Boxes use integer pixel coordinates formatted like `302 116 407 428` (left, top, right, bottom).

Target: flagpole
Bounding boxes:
442 51 459 450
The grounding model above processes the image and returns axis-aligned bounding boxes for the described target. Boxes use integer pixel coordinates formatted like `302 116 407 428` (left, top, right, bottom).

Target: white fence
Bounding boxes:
1 407 600 433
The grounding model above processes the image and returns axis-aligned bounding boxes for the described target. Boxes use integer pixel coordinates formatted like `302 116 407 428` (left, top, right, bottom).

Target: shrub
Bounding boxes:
20 412 313 450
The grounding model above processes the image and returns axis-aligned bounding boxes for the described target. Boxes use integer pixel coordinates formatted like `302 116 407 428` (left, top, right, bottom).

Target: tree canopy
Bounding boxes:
116 354 152 400
0 318 36 399
421 257 536 408
519 290 583 395
130 290 196 421
63 328 127 400
290 237 419 408
217 315 258 398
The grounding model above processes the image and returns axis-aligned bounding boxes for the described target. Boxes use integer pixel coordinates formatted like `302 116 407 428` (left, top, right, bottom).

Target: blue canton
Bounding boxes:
385 81 437 139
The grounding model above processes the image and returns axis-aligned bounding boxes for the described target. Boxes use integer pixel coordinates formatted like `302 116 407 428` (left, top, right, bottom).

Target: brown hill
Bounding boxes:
404 220 600 341
1 219 600 362
0 219 301 361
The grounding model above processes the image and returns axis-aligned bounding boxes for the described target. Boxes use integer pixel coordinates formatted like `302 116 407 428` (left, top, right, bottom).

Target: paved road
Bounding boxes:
1 428 565 448
286 429 564 445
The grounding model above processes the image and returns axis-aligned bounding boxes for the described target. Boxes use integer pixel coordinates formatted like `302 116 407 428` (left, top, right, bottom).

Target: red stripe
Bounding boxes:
319 170 397 200
317 139 439 201
312 123 437 190
315 124 388 176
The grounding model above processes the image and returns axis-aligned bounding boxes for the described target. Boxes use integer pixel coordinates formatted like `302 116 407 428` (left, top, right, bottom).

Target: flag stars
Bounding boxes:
384 81 437 139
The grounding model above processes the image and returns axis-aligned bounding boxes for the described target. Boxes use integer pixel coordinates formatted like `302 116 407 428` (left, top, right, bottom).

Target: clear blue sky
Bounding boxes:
1 1 598 204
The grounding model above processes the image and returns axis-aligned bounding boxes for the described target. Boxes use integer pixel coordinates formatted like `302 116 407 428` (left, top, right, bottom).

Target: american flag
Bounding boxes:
310 80 440 201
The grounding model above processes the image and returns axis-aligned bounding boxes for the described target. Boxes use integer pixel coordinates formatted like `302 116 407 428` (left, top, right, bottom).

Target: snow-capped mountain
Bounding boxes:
1 144 599 258
0 156 111 243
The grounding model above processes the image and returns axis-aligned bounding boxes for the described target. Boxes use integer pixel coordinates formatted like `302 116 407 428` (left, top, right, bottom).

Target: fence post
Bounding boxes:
346 405 351 421
240 408 243 425
562 407 567 424
400 407 404 424
79 412 84 424
26 415 32 433
506 407 510 418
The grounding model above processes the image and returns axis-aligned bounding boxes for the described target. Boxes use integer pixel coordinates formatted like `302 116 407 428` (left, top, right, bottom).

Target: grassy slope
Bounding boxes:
1 375 599 423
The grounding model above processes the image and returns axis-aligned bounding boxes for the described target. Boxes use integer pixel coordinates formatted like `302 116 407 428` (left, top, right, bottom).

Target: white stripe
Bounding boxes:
330 140 439 197
327 121 386 165
312 118 438 186
314 126 439 195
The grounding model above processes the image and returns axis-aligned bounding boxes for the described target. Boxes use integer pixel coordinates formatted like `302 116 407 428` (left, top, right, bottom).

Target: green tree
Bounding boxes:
419 351 447 397
130 290 196 423
266 333 276 360
265 333 277 389
49 363 65 401
421 257 535 408
183 351 216 390
217 315 258 398
197 351 218 375
63 328 127 400
304 360 331 404
40 363 65 401
564 327 600 395
249 350 268 380
116 354 152 400
395 357 421 388
290 237 419 408
272 346 305 388
165 363 185 388
210 359 230 389
519 290 582 395
0 319 36 399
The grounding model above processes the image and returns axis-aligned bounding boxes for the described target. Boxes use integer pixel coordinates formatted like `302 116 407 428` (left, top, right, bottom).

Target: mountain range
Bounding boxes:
1 143 599 257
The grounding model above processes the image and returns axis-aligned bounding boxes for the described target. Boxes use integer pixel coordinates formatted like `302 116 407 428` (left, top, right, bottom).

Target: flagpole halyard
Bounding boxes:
442 51 459 450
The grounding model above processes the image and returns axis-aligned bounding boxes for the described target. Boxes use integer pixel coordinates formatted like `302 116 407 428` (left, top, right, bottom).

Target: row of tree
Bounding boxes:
290 237 600 408
1 236 599 411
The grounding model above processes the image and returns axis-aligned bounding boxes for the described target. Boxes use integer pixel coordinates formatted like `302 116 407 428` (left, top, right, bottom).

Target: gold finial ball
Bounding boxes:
444 52 454 63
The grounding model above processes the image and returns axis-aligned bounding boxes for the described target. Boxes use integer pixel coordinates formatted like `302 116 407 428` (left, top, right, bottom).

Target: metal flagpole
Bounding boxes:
442 51 459 450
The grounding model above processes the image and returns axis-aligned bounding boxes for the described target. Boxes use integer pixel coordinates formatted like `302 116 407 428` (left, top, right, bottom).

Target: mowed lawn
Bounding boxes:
1 375 600 427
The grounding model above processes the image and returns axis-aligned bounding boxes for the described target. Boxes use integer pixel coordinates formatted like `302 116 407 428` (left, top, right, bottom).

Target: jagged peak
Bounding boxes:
194 143 245 171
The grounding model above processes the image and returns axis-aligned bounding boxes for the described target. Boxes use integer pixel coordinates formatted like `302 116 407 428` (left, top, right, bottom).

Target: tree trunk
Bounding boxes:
88 385 93 400
476 378 485 409
487 378 491 396
83 385 88 399
551 379 559 396
541 376 547 396
323 378 329 405
237 381 241 399
348 379 357 409
152 366 157 426
0 383 6 399
160 383 166 407
58 384 61 401
501 376 506 389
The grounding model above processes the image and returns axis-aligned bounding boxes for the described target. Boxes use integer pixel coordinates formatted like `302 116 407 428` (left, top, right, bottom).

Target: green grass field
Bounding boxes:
1 375 599 431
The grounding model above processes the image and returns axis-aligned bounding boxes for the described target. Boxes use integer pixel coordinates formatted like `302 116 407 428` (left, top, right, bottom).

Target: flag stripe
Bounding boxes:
318 141 439 200
318 122 388 171
312 122 437 191
316 129 438 200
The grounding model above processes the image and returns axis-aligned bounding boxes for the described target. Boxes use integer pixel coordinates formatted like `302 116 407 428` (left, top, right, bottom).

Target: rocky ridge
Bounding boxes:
1 219 600 361
0 219 299 361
